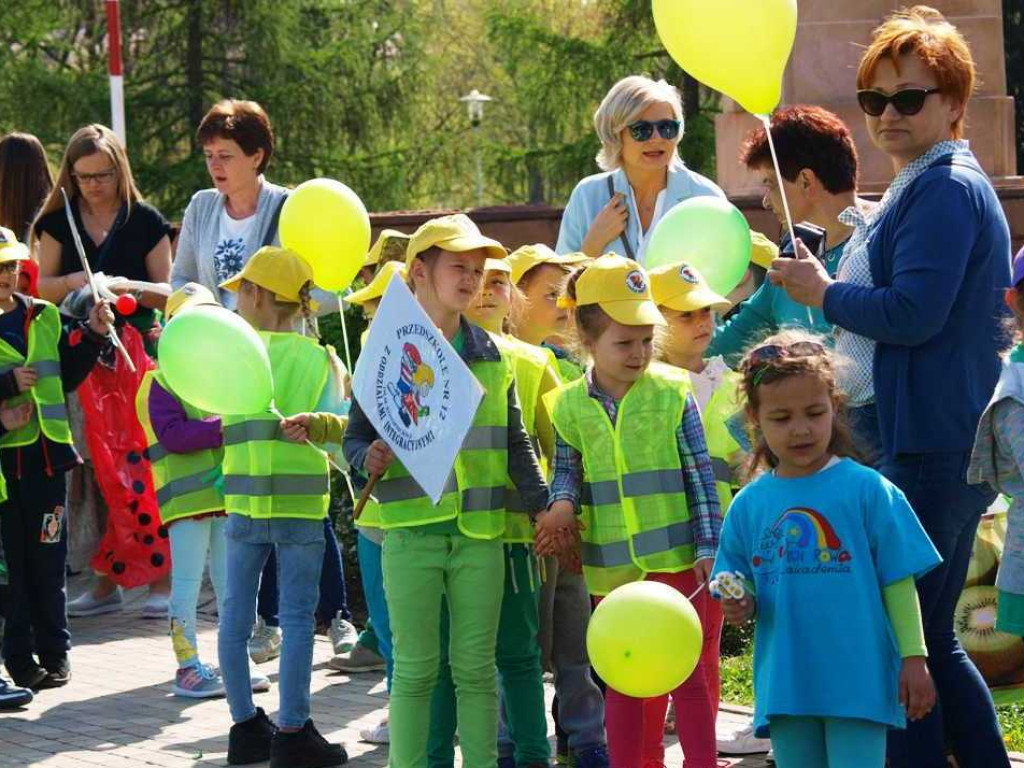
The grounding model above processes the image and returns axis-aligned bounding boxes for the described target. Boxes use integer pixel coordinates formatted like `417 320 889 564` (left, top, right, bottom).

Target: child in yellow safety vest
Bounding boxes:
649 261 746 761
0 226 113 693
343 214 556 768
215 246 348 768
542 255 723 768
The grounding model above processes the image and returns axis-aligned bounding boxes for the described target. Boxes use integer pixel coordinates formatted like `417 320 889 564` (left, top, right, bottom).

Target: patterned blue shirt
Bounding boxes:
549 370 722 560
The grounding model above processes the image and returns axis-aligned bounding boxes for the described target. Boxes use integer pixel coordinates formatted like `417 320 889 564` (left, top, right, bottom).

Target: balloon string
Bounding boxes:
337 292 354 377
759 114 814 325
270 403 345 474
687 579 708 602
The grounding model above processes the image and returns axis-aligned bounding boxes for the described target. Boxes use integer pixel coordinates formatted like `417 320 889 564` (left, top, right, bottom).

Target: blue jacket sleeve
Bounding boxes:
708 282 777 367
822 171 978 347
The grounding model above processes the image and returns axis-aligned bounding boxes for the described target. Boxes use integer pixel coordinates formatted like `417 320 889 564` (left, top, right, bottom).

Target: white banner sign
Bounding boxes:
352 277 484 503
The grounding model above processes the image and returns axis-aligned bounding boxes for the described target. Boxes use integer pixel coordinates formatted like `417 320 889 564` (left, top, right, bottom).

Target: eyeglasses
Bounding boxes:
72 169 117 185
856 88 941 117
0 262 21 274
626 119 681 142
748 340 826 385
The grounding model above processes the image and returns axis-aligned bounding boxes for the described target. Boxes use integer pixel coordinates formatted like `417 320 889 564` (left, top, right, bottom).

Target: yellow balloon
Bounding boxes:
279 178 371 293
587 581 703 699
653 0 798 116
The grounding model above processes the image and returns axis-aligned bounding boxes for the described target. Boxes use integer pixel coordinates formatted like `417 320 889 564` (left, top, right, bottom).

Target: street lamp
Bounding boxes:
459 89 493 207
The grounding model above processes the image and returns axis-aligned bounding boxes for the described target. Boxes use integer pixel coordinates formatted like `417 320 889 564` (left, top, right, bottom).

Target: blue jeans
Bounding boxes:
168 516 228 669
357 531 393 688
219 514 325 728
881 451 1009 768
847 403 882 469
257 516 350 627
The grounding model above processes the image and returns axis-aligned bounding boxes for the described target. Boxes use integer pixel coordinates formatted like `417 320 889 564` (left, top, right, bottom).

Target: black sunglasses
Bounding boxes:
626 119 681 142
748 340 826 385
856 87 941 117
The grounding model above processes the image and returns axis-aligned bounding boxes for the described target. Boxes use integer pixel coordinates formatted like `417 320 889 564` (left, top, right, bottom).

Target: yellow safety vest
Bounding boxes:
375 335 513 540
702 372 743 513
135 369 224 524
547 363 695 595
222 332 332 520
554 355 583 383
0 301 72 448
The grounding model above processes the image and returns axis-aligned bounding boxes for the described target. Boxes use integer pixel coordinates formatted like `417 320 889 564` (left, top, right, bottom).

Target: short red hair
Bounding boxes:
856 6 976 139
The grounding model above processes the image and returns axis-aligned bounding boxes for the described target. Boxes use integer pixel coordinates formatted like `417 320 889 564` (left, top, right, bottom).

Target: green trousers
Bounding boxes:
428 544 549 767
383 528 504 768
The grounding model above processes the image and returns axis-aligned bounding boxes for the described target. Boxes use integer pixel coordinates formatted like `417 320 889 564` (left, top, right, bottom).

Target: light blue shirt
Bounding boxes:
556 159 724 264
712 458 940 737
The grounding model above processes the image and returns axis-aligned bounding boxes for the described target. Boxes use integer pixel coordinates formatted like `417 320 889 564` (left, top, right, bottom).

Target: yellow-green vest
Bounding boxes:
547 363 695 595
494 335 550 543
0 301 72 448
135 369 225 524
554 355 583 383
222 332 332 519
702 372 743 513
375 336 514 540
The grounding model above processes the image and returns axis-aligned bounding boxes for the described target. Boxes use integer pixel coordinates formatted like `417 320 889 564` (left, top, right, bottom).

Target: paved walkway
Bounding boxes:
0 578 777 767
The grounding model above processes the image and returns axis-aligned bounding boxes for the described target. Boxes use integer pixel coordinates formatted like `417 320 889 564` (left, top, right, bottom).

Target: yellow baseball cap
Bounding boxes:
365 229 411 267
650 263 731 313
567 255 665 327
507 244 588 285
749 230 780 270
165 282 219 321
347 260 406 306
0 227 29 264
406 214 506 266
484 257 511 274
219 246 319 309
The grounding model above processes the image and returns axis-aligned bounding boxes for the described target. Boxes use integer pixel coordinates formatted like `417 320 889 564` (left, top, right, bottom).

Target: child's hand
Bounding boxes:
13 366 37 393
900 656 936 721
0 401 33 431
88 299 115 335
365 439 395 477
722 594 756 626
693 557 714 585
280 414 311 443
534 501 582 557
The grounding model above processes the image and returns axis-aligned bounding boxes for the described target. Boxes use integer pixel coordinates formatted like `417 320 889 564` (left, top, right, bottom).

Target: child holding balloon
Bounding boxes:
542 255 722 768
343 214 559 768
712 331 939 767
211 245 348 768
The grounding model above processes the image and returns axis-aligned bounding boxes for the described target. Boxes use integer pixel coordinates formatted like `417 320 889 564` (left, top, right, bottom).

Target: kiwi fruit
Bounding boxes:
964 536 999 588
955 586 1024 684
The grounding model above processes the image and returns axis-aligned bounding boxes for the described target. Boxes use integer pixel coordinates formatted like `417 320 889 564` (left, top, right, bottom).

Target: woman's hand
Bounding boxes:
900 656 936 721
365 439 395 477
722 594 757 626
534 500 582 556
692 557 714 585
0 401 33 431
581 193 628 257
767 239 833 308
280 414 311 443
13 366 38 393
88 299 115 336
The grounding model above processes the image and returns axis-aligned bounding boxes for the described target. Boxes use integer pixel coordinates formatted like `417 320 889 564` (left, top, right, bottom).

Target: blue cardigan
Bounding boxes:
823 152 1012 456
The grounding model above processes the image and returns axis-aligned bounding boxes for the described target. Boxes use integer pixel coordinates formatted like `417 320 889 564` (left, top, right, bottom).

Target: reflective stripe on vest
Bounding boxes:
224 474 330 497
711 457 732 484
0 302 73 448
548 364 695 595
155 469 218 507
223 421 281 445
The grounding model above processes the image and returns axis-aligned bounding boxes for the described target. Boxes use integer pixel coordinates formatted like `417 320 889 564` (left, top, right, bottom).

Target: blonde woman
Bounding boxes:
556 75 724 263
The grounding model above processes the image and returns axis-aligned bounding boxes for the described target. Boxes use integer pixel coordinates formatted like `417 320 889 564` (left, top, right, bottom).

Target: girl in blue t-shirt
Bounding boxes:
712 330 941 768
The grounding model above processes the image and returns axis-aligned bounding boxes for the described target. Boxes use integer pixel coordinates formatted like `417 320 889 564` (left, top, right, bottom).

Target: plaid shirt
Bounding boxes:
549 371 721 560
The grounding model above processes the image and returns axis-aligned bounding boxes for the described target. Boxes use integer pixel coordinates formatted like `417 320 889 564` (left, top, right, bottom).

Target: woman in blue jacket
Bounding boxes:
770 9 1012 767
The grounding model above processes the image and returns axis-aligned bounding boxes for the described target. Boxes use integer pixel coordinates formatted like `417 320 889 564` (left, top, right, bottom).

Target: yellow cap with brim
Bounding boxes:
749 230 780 270
484 258 511 274
507 244 589 285
165 282 220 321
570 255 665 327
347 261 406 306
650 262 732 313
0 227 30 264
406 214 506 266
219 245 319 311
365 229 411 267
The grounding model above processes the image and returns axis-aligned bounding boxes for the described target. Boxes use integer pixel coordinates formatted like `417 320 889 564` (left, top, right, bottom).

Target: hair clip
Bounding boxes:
556 296 576 310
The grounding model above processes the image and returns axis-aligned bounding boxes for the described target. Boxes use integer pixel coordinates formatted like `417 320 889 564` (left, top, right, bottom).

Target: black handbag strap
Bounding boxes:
606 175 636 261
261 193 289 247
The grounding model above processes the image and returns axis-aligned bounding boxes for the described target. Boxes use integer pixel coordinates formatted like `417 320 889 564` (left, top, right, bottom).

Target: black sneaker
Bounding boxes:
8 660 48 691
270 719 347 768
39 656 71 689
228 708 277 765
0 677 33 709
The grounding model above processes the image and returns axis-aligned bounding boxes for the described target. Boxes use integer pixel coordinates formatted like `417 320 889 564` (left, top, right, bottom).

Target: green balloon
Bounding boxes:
158 305 273 415
587 580 703 698
645 197 752 296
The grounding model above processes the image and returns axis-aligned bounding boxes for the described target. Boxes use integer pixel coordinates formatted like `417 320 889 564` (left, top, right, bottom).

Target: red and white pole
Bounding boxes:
105 0 126 147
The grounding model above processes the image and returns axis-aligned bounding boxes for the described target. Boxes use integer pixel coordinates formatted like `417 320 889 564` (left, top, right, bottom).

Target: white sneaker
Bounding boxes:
249 617 282 664
68 588 123 617
717 724 771 756
359 719 389 744
329 613 359 656
143 592 170 619
249 666 271 693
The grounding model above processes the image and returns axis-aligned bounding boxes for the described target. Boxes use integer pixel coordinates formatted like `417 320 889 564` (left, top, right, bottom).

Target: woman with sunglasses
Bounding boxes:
769 9 1012 767
556 75 724 263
